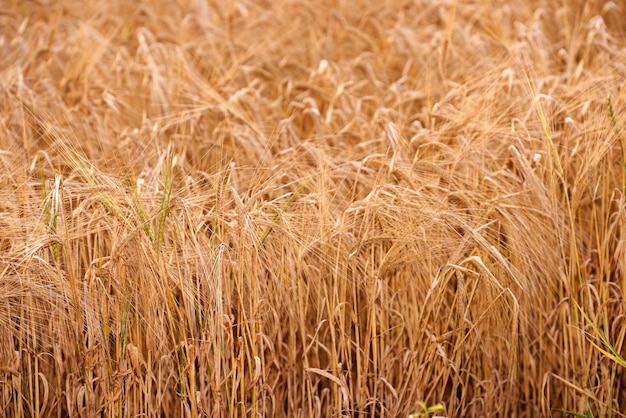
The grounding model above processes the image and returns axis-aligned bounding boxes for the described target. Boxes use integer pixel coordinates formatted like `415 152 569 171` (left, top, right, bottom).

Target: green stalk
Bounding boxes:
259 176 311 246
607 96 624 195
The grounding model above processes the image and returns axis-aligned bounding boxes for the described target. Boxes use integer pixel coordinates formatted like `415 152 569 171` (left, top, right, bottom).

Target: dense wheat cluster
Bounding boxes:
1 0 626 416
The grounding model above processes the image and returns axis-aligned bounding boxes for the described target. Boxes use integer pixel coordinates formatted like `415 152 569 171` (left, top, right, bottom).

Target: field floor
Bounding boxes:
1 0 626 416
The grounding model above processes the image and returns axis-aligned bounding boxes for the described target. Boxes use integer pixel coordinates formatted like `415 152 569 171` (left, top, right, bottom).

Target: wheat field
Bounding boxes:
1 0 625 416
